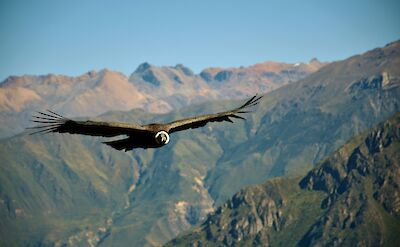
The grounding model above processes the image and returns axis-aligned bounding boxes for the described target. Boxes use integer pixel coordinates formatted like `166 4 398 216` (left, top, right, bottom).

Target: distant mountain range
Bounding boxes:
0 41 399 246
0 59 324 138
167 112 400 246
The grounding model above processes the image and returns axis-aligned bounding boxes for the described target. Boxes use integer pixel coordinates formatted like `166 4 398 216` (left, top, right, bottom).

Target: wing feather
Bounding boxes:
166 95 262 133
29 110 150 137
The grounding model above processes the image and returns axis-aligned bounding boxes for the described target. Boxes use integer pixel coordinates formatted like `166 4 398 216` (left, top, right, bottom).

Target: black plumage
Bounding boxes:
28 95 262 151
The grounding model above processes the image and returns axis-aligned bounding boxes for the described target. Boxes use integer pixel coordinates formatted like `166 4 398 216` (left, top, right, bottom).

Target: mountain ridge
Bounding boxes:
167 112 400 246
204 40 400 206
0 60 325 138
0 41 399 246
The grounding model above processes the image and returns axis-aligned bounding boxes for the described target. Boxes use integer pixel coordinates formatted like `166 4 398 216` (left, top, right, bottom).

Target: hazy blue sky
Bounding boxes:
1 0 399 81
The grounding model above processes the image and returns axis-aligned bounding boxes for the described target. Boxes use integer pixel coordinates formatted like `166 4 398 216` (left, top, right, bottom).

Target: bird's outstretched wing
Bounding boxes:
165 95 262 133
28 110 150 137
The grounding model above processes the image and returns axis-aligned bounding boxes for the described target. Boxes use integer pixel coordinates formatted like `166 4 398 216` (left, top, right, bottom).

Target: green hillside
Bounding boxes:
167 113 400 246
205 40 400 205
0 41 399 246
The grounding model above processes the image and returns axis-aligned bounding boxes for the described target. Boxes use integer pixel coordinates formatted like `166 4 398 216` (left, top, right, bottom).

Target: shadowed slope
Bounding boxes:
167 113 400 247
0 42 399 246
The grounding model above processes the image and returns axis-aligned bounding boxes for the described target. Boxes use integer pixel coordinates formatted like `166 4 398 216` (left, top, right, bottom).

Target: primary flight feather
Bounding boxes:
29 95 262 151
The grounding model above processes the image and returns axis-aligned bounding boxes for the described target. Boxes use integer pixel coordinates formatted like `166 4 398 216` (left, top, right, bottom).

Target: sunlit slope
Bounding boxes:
205 40 400 205
0 60 323 138
167 113 400 247
0 41 399 246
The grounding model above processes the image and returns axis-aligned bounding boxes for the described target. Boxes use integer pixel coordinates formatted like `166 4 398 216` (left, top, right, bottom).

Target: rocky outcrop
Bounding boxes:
167 113 400 246
1 42 400 247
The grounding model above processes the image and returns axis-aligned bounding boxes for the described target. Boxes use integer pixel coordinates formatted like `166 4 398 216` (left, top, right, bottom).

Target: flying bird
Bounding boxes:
29 95 262 151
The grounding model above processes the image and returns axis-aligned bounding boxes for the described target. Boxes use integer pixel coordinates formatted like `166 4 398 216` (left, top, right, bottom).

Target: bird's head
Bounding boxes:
155 131 170 145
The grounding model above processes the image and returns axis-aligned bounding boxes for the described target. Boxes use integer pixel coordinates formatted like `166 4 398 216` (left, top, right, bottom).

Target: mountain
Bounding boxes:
0 60 323 139
200 58 324 98
0 109 156 247
0 70 150 139
0 41 399 246
166 112 400 246
128 63 217 110
205 40 400 206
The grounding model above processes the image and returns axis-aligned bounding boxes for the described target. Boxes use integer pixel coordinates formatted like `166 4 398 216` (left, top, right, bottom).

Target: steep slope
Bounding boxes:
167 113 400 247
205 40 400 205
99 41 400 246
0 41 399 246
0 108 168 246
0 60 323 138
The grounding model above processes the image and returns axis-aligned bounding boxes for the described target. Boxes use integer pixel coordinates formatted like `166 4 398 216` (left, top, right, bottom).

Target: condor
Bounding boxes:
29 95 262 151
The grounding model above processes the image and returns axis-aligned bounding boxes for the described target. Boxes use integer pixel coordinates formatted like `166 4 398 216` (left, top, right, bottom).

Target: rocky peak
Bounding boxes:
199 70 213 82
141 69 161 86
174 64 194 76
214 70 233 82
129 63 161 86
1 76 20 87
299 113 400 212
87 70 97 77
167 113 400 246
309 58 321 64
198 184 287 246
134 62 152 74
